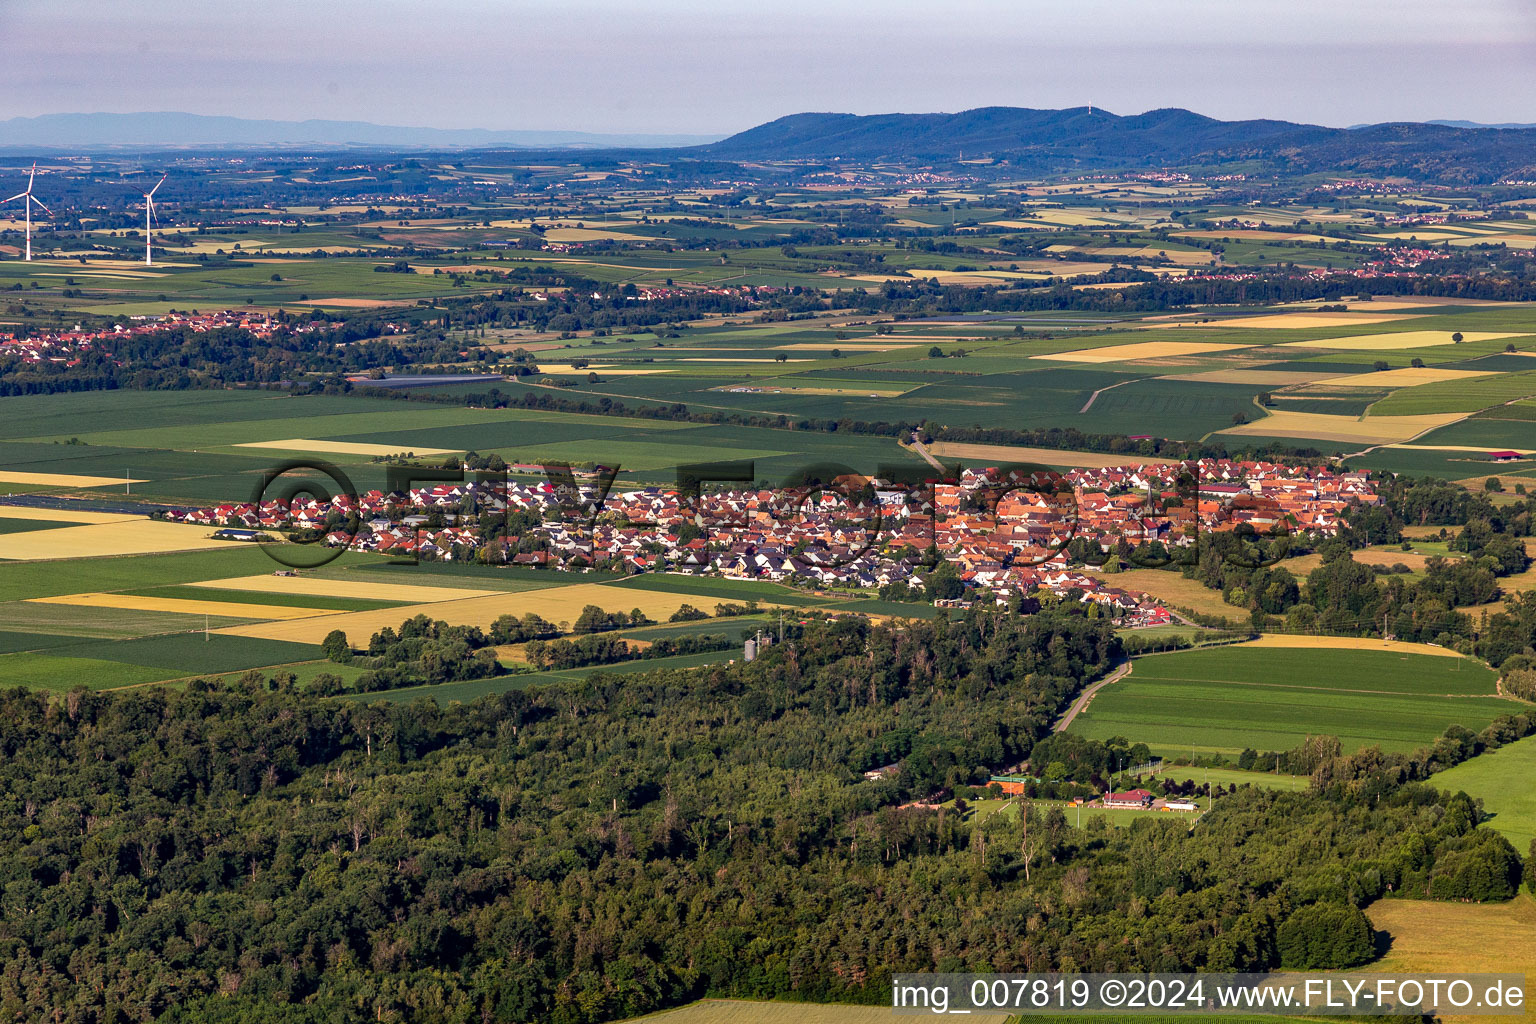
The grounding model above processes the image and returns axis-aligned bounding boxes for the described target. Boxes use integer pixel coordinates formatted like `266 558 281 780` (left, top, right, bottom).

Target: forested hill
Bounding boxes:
0 610 1527 1022
701 106 1536 181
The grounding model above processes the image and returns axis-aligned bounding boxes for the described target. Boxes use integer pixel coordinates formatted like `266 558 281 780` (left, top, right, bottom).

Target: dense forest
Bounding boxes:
0 608 1526 1023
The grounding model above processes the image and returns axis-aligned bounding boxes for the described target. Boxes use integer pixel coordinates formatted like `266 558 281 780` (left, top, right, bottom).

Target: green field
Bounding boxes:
1068 646 1513 756
355 647 739 703
1431 734 1536 850
1368 368 1536 415
1155 765 1312 792
0 634 324 690
0 518 71 535
966 798 1193 828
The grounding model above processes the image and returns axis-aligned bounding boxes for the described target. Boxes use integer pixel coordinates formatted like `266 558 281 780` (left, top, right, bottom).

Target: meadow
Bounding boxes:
1155 765 1312 791
1430 734 1536 850
1067 644 1513 757
1365 895 1536 1023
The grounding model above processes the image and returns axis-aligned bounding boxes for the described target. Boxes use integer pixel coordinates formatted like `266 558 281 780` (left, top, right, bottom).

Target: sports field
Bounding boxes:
1067 644 1511 756
1155 765 1311 791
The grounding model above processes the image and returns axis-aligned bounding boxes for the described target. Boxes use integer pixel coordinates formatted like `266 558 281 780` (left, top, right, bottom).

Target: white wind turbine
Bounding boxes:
142 173 166 265
3 163 53 262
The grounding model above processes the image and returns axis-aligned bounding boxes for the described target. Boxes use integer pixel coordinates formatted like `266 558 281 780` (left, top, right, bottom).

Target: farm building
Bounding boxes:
211 528 262 542
1489 451 1525 463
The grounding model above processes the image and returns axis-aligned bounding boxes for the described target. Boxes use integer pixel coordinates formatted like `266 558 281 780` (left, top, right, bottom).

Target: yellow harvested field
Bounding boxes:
0 470 148 488
0 506 140 525
1366 895 1536 1024
213 581 770 645
1086 247 1213 266
1177 312 1418 330
778 342 916 351
713 385 909 397
1240 634 1465 658
1175 229 1368 244
0 520 238 560
195 575 492 603
29 592 338 620
1367 230 1470 241
1326 296 1523 309
925 442 1174 469
1321 367 1496 388
1389 443 1536 454
1282 547 1439 576
293 297 407 308
532 364 666 376
853 268 1042 285
1219 410 1466 444
1030 211 1124 226
485 220 652 242
1280 330 1526 351
1080 568 1245 621
621 1000 1010 1024
230 438 459 457
1036 341 1243 363
1161 369 1345 385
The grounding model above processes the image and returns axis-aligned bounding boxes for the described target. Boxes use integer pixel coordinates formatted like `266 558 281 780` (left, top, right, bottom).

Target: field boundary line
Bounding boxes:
1079 375 1147 413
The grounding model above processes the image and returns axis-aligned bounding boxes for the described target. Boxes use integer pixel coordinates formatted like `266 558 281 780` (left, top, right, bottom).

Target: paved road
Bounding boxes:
908 437 946 473
1055 659 1131 732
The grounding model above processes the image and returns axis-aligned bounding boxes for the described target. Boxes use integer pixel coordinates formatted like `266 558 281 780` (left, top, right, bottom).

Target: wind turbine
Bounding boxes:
3 163 52 262
142 174 166 266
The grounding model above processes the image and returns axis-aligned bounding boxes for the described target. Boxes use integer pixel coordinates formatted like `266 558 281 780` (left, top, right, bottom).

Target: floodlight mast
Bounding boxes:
3 163 52 262
144 174 166 266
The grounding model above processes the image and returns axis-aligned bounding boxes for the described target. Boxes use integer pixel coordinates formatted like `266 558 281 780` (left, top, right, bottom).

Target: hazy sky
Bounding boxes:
5 0 1536 133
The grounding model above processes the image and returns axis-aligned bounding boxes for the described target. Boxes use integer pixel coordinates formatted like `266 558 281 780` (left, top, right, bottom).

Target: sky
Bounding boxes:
4 0 1536 134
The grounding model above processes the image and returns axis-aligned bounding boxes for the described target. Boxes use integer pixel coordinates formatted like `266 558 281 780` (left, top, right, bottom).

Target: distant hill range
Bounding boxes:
0 112 722 151
700 107 1536 182
6 107 1536 182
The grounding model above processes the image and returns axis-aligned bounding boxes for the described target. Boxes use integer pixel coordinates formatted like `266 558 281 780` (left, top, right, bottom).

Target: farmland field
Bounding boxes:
1431 735 1536 850
1155 765 1312 791
1067 645 1512 756
1078 568 1247 621
1366 895 1536 1023
212 579 791 645
0 634 322 690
